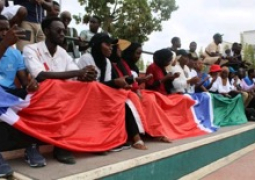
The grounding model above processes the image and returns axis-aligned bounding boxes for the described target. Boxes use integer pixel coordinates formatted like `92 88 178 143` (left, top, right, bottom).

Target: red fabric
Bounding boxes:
14 80 130 152
146 63 168 95
129 90 208 140
112 60 139 91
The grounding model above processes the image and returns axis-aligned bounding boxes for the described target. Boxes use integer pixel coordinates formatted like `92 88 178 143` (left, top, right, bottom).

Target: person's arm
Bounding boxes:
0 25 25 59
208 78 218 92
73 28 80 46
35 0 52 11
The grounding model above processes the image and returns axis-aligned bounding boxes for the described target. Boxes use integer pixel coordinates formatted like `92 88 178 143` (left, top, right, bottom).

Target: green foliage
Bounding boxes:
243 44 255 66
137 58 145 72
75 0 178 43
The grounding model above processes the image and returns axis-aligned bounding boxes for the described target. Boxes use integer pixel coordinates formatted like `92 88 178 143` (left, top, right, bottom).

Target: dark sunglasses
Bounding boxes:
50 28 67 34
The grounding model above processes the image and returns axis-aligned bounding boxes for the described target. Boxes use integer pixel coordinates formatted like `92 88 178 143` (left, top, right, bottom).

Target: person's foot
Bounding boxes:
122 142 131 150
109 146 123 152
0 153 13 178
24 144 46 167
132 140 147 150
156 136 172 143
53 147 76 165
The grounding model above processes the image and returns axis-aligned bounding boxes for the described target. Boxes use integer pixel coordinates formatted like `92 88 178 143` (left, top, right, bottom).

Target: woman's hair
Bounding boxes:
153 49 173 68
90 33 111 82
122 42 142 74
122 42 141 64
109 44 121 63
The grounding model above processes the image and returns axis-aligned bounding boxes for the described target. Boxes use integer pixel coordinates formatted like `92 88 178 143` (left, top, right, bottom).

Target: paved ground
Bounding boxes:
202 149 255 180
2 123 254 180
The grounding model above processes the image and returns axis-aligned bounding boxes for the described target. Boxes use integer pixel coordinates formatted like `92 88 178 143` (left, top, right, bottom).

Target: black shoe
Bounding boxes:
53 147 76 165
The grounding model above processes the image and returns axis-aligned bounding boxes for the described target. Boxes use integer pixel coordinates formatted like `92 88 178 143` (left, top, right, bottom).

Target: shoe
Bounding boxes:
0 153 14 178
24 144 46 167
121 143 131 150
109 146 123 152
53 147 76 165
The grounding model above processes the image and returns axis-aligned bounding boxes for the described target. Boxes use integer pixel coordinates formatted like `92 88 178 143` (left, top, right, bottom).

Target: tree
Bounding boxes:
74 0 178 43
137 58 145 72
243 44 255 66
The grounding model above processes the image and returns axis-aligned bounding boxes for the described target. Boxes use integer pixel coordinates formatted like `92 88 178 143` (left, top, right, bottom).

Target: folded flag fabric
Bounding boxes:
186 93 218 132
134 90 210 140
0 80 131 152
211 93 248 126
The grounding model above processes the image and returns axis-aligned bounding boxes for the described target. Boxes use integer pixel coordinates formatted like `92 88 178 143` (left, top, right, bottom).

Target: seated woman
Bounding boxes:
209 66 247 126
78 33 147 150
144 49 214 139
195 62 221 93
145 49 179 94
110 45 172 143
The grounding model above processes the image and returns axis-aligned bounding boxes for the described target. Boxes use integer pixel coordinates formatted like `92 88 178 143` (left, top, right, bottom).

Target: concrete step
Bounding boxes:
3 122 255 180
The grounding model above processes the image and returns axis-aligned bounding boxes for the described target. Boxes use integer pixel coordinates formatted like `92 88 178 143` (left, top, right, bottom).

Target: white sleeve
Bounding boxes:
65 53 79 71
77 54 94 69
172 77 188 92
23 45 45 78
105 58 112 81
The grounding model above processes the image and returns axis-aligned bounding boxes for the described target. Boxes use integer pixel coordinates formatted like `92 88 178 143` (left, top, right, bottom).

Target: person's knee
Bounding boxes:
16 6 27 20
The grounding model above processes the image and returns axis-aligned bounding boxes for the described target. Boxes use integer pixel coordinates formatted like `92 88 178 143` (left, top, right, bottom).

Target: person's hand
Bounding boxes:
34 0 44 5
204 76 210 81
211 76 218 83
26 78 39 92
78 65 97 82
188 77 200 85
1 25 26 47
114 77 131 89
136 90 143 100
136 74 153 84
174 72 180 78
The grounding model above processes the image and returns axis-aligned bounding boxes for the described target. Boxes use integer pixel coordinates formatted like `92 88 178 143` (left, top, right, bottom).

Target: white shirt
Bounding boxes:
172 64 190 93
23 42 79 78
188 69 197 93
77 53 112 82
210 77 235 93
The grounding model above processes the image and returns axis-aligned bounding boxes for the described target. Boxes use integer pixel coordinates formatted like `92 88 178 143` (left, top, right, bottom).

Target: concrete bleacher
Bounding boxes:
2 122 255 180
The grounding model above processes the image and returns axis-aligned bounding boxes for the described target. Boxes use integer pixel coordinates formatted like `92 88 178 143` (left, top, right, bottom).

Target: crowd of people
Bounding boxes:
0 0 253 178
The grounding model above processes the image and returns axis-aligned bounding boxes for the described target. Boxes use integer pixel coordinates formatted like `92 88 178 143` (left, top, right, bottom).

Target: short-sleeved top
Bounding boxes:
23 41 79 78
0 47 26 89
14 0 45 23
210 77 235 93
172 64 190 93
77 53 112 82
204 42 220 57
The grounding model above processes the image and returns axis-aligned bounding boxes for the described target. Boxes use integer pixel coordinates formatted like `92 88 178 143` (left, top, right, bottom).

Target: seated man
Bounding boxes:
171 50 199 93
0 15 45 178
203 33 228 66
23 17 97 164
0 0 27 26
188 41 199 60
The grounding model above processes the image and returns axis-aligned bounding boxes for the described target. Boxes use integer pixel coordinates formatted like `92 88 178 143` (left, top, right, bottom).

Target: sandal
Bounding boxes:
156 136 172 143
132 140 147 150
